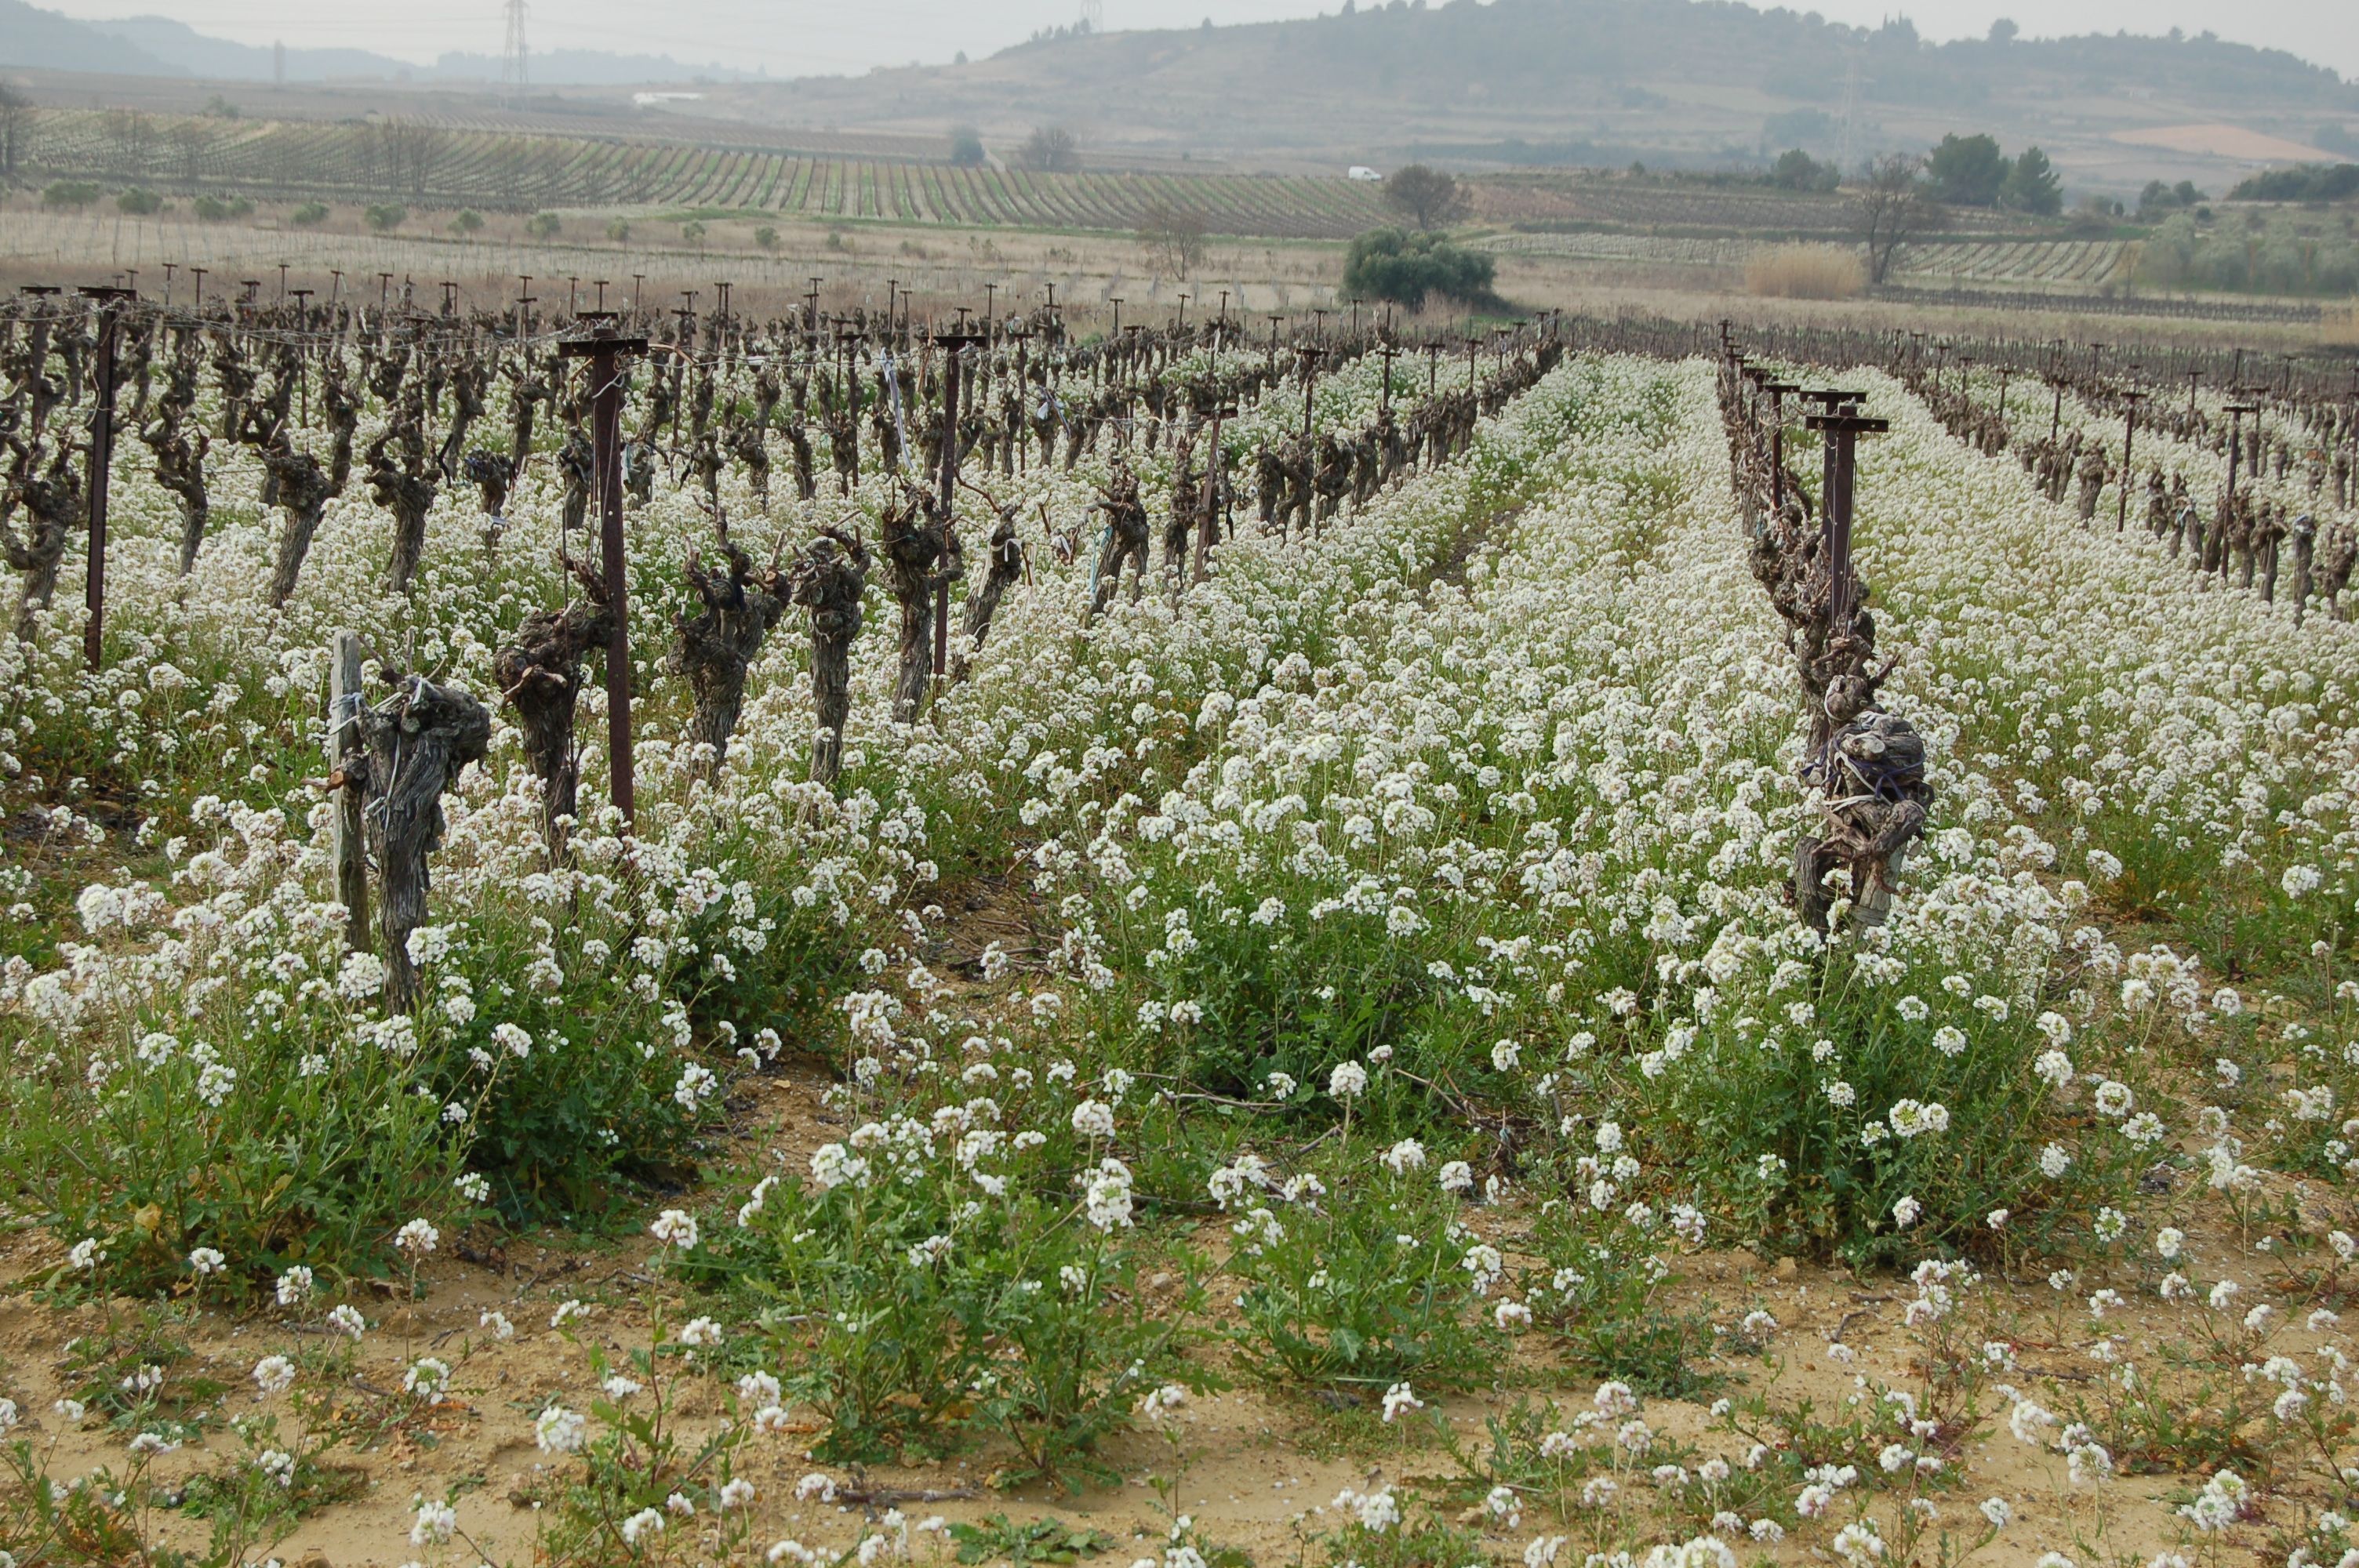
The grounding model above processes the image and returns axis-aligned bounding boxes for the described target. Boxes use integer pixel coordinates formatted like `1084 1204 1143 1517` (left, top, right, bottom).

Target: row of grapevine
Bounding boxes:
19 109 1393 239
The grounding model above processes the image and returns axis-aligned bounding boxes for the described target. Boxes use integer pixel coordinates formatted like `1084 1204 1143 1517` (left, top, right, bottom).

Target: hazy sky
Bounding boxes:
45 0 2359 82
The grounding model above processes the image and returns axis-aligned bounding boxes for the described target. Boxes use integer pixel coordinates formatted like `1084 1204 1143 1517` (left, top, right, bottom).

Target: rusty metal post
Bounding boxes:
79 286 133 670
559 316 649 825
931 329 988 678
2117 389 2146 532
1806 408 1891 626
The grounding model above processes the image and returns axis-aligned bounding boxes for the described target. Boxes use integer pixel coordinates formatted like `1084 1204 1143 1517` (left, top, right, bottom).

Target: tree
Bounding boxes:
1382 164 1468 230
1925 132 2008 206
1986 17 2019 42
376 118 448 200
1340 227 1496 309
527 211 562 239
2000 144 2063 215
1772 148 1839 192
1856 153 1928 284
0 82 30 178
1016 125 1081 172
1138 201 1208 278
948 126 986 167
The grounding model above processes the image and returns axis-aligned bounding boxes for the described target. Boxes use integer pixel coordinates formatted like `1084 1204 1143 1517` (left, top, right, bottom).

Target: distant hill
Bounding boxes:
428 50 763 86
0 0 171 74
0 1 756 84
78 15 412 80
696 0 2359 191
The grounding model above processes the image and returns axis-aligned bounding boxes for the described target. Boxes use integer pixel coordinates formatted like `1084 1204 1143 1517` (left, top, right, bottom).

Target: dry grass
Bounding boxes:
2323 303 2359 347
1743 243 1866 300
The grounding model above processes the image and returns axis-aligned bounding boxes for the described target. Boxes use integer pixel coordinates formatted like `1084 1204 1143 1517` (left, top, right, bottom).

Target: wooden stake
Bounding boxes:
327 630 370 949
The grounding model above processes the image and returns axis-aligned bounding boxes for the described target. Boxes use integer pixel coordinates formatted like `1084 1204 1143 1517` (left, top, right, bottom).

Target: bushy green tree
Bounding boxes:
527 210 562 239
1340 227 1496 309
1382 163 1468 230
1999 144 2063 214
949 126 986 166
1771 147 1839 192
1926 132 2009 205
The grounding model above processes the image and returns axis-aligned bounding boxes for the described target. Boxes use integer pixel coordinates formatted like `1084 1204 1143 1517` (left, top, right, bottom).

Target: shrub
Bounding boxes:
2228 162 2359 202
1743 243 1866 299
681 220 706 245
190 194 252 222
1217 1117 1507 1393
289 200 329 227
42 180 102 210
1521 1130 1713 1396
753 225 779 250
450 208 484 234
363 203 405 232
701 1082 1197 1478
1339 227 1496 310
526 210 561 239
114 187 163 216
949 126 986 166
604 217 631 241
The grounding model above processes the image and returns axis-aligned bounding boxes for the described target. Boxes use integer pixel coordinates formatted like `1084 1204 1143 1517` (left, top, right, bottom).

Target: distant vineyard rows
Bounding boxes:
1477 230 2135 291
1895 239 2135 287
20 110 1390 240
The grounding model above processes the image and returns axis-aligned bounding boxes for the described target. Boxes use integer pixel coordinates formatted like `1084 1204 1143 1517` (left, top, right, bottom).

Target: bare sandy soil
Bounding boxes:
1 1046 2323 1568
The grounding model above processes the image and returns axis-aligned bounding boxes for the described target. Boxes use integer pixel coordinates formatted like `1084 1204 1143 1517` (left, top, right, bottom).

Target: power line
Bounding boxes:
500 0 529 107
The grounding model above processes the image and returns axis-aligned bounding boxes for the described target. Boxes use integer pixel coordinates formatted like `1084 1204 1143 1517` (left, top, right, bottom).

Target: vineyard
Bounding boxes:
17 108 1393 239
1 285 2358 1568
1474 234 2143 301
1889 239 2137 290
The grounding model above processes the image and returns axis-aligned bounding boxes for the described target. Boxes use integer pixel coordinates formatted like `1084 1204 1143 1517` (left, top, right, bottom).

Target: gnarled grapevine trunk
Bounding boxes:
959 513 1025 666
672 540 788 772
340 671 492 1012
790 529 869 789
879 491 946 723
3 441 79 641
493 562 611 854
263 442 337 607
145 422 210 575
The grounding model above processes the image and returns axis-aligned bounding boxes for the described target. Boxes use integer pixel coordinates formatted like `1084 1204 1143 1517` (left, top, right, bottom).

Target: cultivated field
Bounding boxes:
2 276 2357 1568
17 109 1394 241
